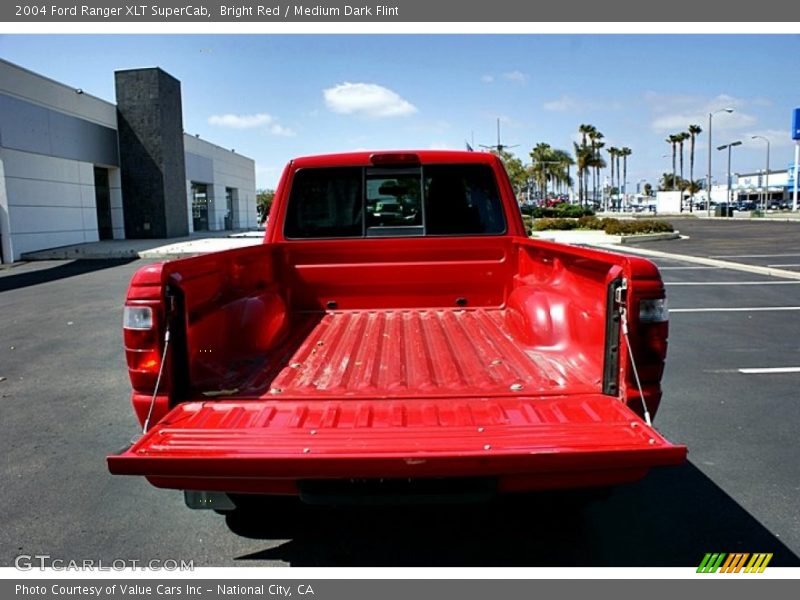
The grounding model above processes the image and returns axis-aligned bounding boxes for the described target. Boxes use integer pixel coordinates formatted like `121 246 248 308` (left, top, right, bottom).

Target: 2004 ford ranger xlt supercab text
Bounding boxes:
107 150 686 510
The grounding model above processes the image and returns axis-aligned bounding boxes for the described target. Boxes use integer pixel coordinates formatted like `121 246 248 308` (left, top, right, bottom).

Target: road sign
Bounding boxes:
793 108 800 140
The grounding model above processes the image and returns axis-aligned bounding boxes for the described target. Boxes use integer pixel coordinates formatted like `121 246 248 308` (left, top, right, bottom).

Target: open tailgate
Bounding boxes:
108 394 686 492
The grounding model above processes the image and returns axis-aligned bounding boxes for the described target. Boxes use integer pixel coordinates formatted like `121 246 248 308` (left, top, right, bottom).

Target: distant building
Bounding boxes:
0 59 257 263
733 169 791 205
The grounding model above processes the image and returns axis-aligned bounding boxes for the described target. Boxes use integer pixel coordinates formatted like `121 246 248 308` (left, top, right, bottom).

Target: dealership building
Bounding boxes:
0 59 257 263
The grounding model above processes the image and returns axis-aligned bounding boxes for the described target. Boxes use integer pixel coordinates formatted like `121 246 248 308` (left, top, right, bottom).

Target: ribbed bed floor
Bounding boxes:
243 309 597 399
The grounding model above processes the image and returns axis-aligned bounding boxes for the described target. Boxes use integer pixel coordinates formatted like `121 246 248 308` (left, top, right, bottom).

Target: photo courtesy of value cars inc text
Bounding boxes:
15 584 316 597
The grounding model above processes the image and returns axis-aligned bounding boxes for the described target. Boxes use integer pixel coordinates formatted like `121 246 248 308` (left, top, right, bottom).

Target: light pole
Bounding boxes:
751 135 771 211
707 108 734 216
717 141 742 210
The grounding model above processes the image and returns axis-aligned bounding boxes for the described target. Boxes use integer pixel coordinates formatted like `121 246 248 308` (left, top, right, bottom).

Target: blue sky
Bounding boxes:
1 34 798 189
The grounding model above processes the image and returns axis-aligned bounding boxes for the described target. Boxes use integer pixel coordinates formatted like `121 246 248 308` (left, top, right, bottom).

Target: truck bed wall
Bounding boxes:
161 237 626 398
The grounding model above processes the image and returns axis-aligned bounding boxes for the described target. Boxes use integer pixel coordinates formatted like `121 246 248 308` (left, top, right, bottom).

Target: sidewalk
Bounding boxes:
19 229 264 261
531 230 680 246
15 228 682 263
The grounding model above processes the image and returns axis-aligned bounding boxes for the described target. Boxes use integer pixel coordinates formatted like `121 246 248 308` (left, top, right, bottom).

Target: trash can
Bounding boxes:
715 204 733 217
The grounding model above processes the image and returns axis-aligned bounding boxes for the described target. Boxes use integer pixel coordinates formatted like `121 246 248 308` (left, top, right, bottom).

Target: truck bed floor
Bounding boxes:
237 309 598 400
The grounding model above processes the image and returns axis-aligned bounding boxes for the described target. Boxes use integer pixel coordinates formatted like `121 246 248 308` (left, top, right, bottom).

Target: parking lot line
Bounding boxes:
670 306 800 313
711 253 800 259
665 281 800 286
658 266 722 271
738 367 800 374
767 264 800 268
599 245 800 281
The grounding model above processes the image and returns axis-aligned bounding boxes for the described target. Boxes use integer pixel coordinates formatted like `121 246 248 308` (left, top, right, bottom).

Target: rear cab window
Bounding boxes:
283 163 506 239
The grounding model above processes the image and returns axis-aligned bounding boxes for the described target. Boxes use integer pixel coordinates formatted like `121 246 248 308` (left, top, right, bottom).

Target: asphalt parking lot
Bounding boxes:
1 219 799 568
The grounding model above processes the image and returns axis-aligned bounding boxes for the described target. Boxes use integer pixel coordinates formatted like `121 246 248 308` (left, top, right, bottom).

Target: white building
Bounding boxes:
0 59 257 263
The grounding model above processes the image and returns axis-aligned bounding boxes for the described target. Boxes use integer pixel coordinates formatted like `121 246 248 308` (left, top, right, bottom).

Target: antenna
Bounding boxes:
479 118 519 153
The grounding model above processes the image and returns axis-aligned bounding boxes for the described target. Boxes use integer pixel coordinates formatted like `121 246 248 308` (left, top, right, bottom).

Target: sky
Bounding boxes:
1 34 798 190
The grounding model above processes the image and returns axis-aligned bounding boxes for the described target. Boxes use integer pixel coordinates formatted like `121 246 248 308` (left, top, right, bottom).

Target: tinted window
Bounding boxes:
284 168 362 238
424 165 505 235
284 163 505 238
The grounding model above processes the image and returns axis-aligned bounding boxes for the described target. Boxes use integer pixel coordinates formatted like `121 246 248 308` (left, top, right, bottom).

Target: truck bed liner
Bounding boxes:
241 308 597 400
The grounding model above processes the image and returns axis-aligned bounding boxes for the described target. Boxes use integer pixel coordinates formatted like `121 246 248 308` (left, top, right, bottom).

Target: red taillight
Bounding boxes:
624 295 669 412
369 152 420 166
633 321 669 381
123 302 162 392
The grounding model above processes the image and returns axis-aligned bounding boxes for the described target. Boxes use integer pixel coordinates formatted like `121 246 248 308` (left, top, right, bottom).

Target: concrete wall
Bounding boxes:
115 68 188 239
0 59 119 262
184 134 258 232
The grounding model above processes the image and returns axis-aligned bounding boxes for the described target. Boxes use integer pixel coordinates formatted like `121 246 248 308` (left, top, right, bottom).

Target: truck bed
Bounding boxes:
111 234 685 497
238 308 597 400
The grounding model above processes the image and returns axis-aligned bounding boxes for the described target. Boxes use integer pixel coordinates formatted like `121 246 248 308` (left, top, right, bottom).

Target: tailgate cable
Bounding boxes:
142 303 172 435
617 280 653 427
142 327 170 434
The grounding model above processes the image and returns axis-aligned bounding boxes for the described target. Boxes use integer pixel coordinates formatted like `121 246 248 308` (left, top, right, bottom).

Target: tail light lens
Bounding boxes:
123 306 153 329
628 296 669 403
639 298 668 323
123 302 162 391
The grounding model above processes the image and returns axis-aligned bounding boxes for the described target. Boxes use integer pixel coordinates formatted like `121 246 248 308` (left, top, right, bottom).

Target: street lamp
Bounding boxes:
751 135 771 211
707 108 734 216
717 141 742 210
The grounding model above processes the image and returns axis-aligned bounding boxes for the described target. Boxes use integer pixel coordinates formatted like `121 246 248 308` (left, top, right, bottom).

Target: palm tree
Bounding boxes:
573 142 593 207
619 147 632 209
667 134 681 191
529 142 553 199
687 124 702 212
683 179 703 202
551 149 575 196
677 131 690 181
577 124 596 205
588 149 606 210
589 129 604 206
607 147 618 211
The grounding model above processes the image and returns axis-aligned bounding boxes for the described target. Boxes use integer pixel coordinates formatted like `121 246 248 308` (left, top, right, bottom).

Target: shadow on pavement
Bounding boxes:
225 463 800 567
0 259 136 293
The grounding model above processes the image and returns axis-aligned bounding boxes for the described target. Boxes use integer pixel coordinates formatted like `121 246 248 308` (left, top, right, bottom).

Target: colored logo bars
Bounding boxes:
697 553 773 573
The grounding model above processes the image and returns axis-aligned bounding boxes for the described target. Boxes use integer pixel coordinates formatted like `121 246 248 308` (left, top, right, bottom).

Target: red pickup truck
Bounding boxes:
108 150 685 509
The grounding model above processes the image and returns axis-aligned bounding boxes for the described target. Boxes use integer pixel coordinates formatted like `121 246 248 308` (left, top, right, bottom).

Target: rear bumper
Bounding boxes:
108 395 686 494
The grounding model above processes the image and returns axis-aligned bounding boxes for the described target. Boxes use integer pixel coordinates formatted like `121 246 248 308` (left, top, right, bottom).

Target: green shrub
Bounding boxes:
532 218 578 231
526 204 595 219
530 215 674 236
577 215 603 230
553 203 594 218
602 219 674 235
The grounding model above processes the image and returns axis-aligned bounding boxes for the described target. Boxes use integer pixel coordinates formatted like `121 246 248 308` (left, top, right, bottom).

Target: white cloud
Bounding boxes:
268 124 296 137
745 128 795 149
543 95 624 113
502 70 528 84
543 96 580 112
323 82 417 117
481 75 495 84
645 92 758 133
208 113 273 129
208 112 296 137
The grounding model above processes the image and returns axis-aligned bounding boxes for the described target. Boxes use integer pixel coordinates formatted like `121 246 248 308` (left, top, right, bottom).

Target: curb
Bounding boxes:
532 231 681 246
619 232 681 245
594 244 800 281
